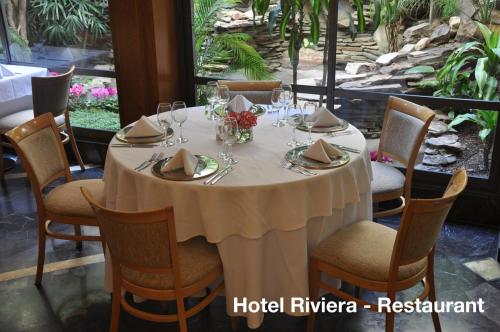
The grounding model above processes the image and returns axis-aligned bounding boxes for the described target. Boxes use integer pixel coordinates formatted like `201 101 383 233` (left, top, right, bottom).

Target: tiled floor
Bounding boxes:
1 158 499 331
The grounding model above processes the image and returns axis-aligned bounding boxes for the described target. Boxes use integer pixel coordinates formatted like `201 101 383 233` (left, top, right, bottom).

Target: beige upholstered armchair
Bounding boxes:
218 80 281 104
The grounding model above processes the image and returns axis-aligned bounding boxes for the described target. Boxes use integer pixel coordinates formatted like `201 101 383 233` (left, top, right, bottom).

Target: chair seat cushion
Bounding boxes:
311 220 427 282
0 109 65 134
121 237 222 290
44 179 105 218
371 161 405 196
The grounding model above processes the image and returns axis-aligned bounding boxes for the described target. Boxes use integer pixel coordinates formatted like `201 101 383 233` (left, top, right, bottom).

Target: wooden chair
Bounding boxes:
81 188 235 332
372 96 435 218
5 113 104 285
218 80 281 104
307 168 468 332
0 66 85 179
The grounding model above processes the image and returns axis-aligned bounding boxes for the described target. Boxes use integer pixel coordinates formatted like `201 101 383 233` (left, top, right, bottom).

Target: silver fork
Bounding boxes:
138 152 164 171
135 153 158 171
280 160 312 176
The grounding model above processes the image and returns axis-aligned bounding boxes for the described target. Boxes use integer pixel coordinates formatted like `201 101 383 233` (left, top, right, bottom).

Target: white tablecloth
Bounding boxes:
103 107 372 328
0 65 48 118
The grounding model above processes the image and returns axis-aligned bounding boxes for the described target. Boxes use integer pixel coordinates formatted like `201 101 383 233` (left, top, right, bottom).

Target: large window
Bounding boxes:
0 0 118 131
188 0 500 182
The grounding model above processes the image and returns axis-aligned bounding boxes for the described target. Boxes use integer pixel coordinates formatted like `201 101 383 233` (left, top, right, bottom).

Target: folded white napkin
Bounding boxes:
306 107 341 127
303 139 343 163
125 116 163 138
0 64 15 77
227 95 253 113
161 148 199 176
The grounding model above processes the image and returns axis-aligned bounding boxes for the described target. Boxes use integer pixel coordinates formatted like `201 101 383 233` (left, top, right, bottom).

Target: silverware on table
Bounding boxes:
135 153 157 171
325 130 354 137
204 165 231 185
333 144 361 153
280 160 312 176
137 152 164 172
111 144 159 148
210 166 234 185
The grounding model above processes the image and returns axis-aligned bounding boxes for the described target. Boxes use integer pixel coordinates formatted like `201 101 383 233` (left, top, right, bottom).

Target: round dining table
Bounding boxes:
103 106 373 328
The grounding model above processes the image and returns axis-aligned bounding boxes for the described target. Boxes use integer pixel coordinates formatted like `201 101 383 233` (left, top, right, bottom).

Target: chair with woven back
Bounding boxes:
81 188 236 332
5 113 104 285
218 80 281 104
372 96 436 218
307 168 468 332
0 66 85 179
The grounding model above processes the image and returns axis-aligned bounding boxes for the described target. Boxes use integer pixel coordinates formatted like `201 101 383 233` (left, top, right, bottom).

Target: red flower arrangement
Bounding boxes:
227 111 258 129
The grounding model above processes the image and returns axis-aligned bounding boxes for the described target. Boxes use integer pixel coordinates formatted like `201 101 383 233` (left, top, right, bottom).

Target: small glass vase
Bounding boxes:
238 127 254 143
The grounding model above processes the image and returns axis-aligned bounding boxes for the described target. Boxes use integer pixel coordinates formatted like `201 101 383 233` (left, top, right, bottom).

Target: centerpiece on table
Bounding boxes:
225 95 258 143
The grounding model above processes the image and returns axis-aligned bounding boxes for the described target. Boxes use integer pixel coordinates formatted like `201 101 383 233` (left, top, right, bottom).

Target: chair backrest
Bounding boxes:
5 113 71 194
218 80 281 104
32 66 74 118
389 169 468 276
81 188 178 273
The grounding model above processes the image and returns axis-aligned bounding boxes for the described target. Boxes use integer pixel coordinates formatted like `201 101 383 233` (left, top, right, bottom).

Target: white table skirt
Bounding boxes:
103 107 373 328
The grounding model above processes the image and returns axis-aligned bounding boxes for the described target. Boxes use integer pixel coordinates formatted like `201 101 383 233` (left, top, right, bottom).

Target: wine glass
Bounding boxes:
156 103 173 147
303 102 317 145
216 117 228 160
172 101 188 144
271 88 284 127
223 117 239 165
281 84 293 126
206 81 219 120
218 85 230 116
286 104 304 147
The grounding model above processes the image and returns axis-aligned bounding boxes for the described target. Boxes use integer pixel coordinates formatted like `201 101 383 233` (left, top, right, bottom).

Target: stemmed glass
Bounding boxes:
156 103 174 147
303 102 317 145
172 101 188 144
223 117 239 165
218 85 230 116
216 117 228 159
281 84 293 126
271 88 284 127
206 81 219 120
286 104 304 147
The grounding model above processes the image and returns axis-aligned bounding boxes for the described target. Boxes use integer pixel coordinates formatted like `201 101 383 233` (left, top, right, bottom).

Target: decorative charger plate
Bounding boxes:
296 118 349 133
115 126 174 144
151 155 219 181
285 144 350 169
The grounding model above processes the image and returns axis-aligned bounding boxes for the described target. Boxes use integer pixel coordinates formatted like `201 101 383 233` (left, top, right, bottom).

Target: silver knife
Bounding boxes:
333 144 360 153
204 165 231 184
210 167 233 185
111 144 159 148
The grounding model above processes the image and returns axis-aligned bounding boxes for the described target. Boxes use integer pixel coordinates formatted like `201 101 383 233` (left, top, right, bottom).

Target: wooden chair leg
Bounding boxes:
74 225 83 250
0 142 4 180
427 263 442 331
110 269 121 332
65 115 85 171
307 259 321 332
176 296 188 332
230 316 238 331
35 222 47 285
385 291 396 332
354 286 361 298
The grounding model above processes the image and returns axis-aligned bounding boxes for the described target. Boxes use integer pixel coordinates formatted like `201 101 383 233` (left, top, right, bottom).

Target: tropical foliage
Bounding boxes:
372 0 401 52
194 0 272 80
27 0 110 45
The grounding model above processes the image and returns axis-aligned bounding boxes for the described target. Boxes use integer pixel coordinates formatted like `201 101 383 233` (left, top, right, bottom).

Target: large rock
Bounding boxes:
449 16 461 34
403 22 431 43
344 62 377 75
373 24 389 53
428 121 449 135
423 154 457 166
426 134 465 151
430 24 451 44
457 0 476 18
456 16 479 41
376 52 400 65
399 43 416 54
415 37 430 51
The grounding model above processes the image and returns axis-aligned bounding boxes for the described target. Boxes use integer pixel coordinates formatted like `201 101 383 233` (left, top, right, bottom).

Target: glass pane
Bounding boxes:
68 75 119 131
2 0 113 72
191 1 329 90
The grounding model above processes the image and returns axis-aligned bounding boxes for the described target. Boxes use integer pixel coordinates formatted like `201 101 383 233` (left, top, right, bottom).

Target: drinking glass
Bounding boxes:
223 118 239 165
218 85 230 116
271 88 284 127
156 103 174 147
281 84 293 126
286 104 304 147
216 117 228 160
206 81 219 120
172 101 188 144
303 102 317 145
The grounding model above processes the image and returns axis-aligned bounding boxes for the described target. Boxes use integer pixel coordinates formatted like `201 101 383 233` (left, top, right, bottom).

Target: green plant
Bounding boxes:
474 0 497 24
194 0 272 80
372 0 401 52
28 0 110 46
434 0 459 20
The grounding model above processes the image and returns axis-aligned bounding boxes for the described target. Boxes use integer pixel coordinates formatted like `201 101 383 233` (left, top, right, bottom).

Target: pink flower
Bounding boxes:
90 87 110 99
370 151 392 163
49 71 60 77
69 83 85 97
106 86 118 96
